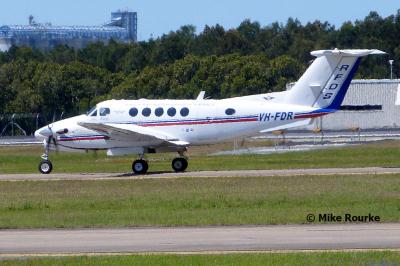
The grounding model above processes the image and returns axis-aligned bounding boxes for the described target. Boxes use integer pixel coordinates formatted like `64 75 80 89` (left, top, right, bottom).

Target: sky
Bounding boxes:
0 0 398 41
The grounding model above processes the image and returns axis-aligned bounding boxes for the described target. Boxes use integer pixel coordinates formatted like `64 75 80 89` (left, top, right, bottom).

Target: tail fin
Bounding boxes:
285 49 385 109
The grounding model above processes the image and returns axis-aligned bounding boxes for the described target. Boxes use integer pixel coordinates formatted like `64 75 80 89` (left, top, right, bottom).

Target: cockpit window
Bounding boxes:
99 107 110 116
87 106 97 116
90 110 98 117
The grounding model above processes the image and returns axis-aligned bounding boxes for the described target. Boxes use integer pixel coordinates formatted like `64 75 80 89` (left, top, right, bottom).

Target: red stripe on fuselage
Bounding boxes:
294 112 331 119
141 117 258 127
58 136 106 142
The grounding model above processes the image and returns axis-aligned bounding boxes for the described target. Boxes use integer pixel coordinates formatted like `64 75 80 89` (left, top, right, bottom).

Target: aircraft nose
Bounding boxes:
34 126 52 141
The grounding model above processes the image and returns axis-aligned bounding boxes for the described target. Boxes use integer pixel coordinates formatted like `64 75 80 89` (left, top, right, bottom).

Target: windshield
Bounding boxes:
99 107 110 116
87 106 97 116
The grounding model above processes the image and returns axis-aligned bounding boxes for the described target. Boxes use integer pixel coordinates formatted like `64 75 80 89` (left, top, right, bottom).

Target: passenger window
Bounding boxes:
155 107 164 117
180 107 189 117
99 107 110 116
167 107 176 117
129 107 138 117
225 108 236 115
142 107 151 117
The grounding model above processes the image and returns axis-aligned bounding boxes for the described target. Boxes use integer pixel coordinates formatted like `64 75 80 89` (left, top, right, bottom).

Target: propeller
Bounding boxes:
37 118 69 159
45 124 58 152
42 124 68 153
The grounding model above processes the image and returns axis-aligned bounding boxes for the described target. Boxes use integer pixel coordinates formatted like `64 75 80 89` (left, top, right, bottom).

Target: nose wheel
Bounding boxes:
172 157 188 172
132 159 149 175
39 160 53 174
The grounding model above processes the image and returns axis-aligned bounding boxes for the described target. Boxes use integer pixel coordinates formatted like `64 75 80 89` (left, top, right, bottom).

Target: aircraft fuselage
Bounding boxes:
37 98 322 152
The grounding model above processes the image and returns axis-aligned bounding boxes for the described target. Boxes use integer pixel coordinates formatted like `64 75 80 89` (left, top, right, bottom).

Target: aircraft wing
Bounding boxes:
78 122 189 146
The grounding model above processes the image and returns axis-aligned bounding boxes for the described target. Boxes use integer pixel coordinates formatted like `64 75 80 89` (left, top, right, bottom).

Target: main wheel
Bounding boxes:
132 159 148 175
172 158 188 172
39 160 53 174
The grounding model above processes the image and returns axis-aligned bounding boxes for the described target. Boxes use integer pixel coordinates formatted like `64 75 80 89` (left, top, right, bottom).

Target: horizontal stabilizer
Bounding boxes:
260 119 312 133
311 49 386 57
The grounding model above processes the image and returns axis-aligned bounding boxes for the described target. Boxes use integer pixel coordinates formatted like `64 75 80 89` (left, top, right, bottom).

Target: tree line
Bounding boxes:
0 10 399 134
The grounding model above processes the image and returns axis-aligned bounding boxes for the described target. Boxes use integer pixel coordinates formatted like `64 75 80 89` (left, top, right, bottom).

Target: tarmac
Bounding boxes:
0 167 400 181
0 224 399 256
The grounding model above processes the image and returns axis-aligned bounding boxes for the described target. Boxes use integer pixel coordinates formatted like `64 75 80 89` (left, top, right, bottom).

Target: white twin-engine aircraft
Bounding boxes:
35 49 385 174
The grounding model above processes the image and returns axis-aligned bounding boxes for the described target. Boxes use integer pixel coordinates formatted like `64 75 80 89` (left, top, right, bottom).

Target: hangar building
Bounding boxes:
307 79 400 131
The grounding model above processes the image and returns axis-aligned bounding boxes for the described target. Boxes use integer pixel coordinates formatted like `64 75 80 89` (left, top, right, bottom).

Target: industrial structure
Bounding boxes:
303 79 400 130
0 10 137 51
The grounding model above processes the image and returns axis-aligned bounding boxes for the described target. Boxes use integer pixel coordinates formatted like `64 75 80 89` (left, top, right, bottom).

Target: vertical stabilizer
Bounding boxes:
285 49 385 109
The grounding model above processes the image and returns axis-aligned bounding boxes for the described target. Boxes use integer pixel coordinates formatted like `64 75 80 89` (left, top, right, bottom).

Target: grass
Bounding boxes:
1 252 400 266
0 174 399 228
1 140 400 174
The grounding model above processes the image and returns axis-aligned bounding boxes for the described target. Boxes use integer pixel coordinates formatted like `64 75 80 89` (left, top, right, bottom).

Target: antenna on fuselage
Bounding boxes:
196 91 206 100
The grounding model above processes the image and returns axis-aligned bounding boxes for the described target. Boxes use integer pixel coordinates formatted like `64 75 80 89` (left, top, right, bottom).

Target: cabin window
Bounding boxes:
225 108 236 115
180 107 189 117
129 108 138 117
99 107 110 116
142 107 151 117
155 107 164 117
167 107 176 117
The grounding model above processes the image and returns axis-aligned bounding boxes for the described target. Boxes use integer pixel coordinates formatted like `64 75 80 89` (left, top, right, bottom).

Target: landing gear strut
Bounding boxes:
39 140 53 174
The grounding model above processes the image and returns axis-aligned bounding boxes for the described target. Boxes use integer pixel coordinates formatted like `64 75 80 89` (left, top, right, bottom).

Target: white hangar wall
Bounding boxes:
306 79 400 130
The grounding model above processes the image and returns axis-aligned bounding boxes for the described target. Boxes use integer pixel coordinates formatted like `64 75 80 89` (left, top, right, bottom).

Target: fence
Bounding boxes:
0 113 66 136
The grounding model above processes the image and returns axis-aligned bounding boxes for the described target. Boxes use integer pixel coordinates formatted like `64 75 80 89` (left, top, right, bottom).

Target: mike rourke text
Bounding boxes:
319 213 380 223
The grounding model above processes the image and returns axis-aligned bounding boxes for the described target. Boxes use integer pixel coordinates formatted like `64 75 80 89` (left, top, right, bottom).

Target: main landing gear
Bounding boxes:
132 152 188 175
171 157 188 172
132 159 149 175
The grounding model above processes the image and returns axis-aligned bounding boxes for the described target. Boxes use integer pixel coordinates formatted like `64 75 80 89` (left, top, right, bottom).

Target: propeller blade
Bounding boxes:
48 135 59 152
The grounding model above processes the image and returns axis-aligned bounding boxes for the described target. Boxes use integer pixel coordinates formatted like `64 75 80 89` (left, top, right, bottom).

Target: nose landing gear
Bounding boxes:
39 141 53 174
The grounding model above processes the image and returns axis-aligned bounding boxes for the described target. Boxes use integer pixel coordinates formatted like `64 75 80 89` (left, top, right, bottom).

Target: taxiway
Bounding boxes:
0 167 400 181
